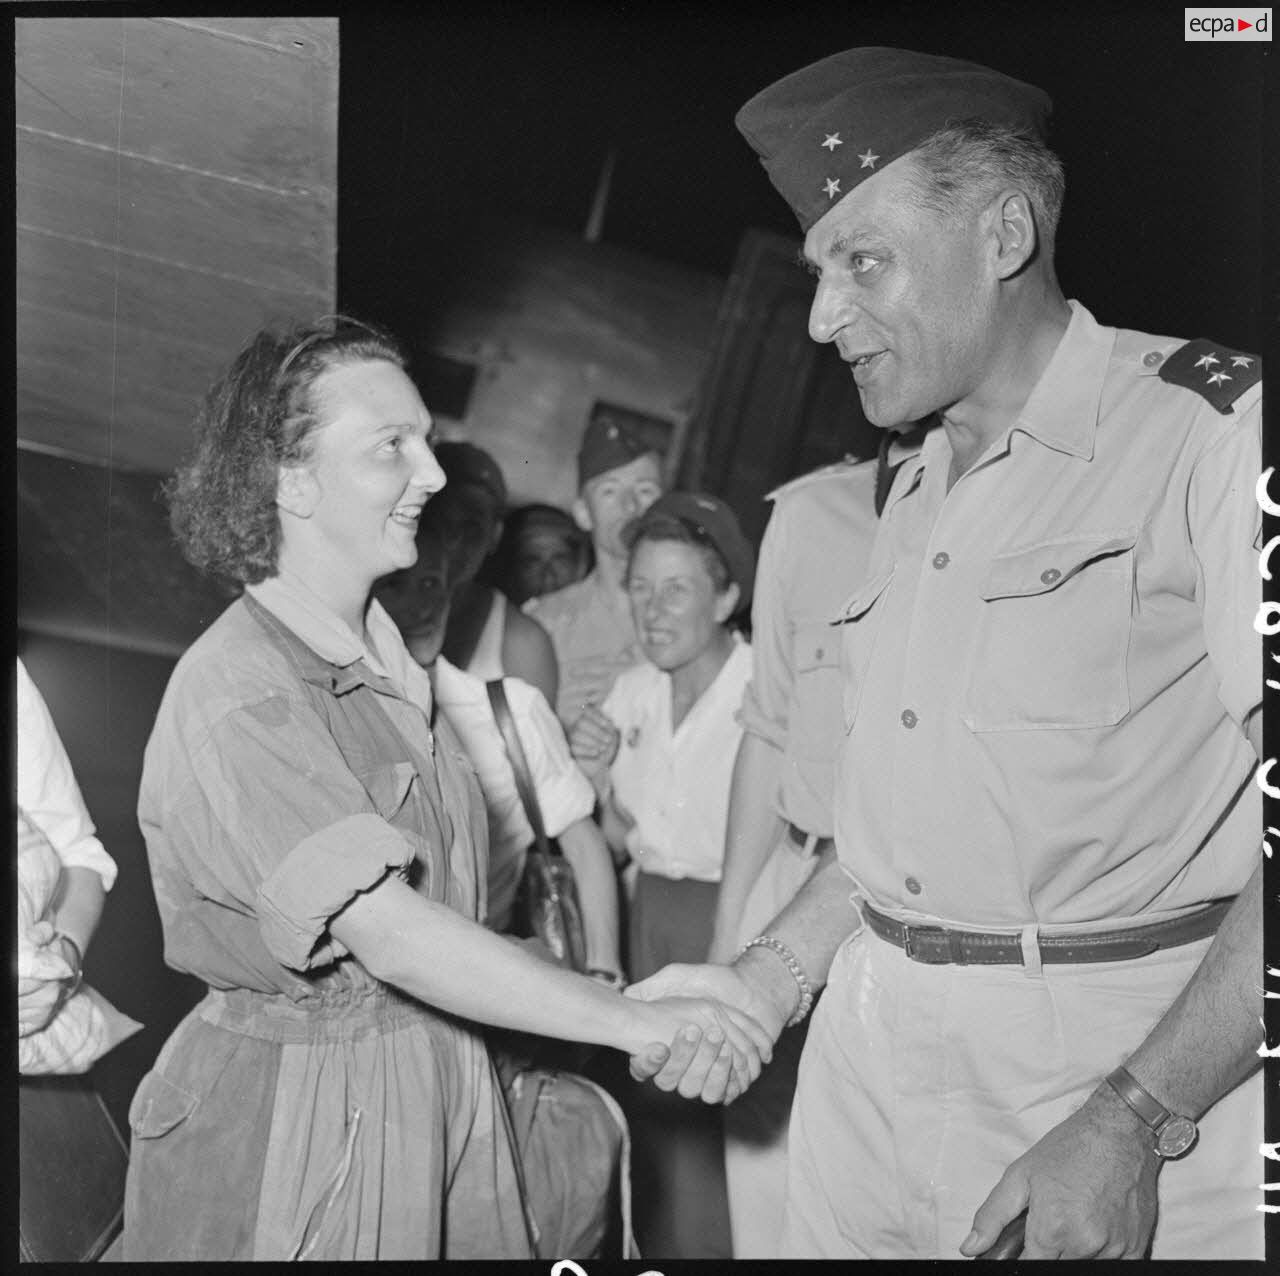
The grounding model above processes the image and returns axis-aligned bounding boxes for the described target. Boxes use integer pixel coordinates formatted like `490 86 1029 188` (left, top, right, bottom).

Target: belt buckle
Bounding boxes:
901 923 950 964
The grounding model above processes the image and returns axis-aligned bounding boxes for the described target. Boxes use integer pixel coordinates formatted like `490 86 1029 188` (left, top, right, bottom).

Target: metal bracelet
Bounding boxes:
736 934 814 1028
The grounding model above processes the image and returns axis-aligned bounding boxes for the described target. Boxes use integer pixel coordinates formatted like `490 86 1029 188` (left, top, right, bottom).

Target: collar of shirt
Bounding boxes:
245 571 434 711
883 300 1109 519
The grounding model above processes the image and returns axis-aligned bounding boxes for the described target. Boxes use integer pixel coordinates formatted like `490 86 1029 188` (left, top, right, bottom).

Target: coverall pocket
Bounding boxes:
128 1070 198 1140
964 529 1138 731
356 760 418 820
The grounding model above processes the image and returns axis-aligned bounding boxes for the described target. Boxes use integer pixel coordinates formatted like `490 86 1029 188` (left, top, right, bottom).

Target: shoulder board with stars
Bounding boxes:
766 454 867 502
1157 339 1261 415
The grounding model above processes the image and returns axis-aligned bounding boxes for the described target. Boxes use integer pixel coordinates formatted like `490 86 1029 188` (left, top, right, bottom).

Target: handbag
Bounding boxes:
486 679 588 973
18 1075 129 1261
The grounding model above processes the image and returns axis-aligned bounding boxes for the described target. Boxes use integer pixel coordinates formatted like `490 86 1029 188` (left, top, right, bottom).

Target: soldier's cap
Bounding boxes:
625 490 756 613
433 439 507 508
736 47 1052 232
577 414 659 490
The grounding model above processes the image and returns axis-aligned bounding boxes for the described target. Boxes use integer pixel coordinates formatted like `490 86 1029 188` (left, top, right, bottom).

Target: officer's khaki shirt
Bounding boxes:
835 302 1261 927
738 458 882 837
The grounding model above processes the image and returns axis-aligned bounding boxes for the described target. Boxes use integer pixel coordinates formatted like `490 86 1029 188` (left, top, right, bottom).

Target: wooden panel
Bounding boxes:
18 232 325 350
115 19 337 191
16 17 338 470
15 18 128 150
17 130 335 295
160 16 339 62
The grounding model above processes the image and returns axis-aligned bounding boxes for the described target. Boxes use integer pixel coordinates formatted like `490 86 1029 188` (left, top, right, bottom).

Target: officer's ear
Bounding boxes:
987 188 1038 280
572 496 594 534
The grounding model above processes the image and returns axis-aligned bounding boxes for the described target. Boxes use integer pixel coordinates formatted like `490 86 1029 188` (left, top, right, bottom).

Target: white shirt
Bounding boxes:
603 636 753 882
17 657 117 890
431 656 595 929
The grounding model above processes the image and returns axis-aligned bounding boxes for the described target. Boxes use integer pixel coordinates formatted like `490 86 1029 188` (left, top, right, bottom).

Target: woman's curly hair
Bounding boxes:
166 315 407 586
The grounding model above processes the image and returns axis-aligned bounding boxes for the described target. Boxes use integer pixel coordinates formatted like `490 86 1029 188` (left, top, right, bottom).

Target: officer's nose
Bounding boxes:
808 276 849 345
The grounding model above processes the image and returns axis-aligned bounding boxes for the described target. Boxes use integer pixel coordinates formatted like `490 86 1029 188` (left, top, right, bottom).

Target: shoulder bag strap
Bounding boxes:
486 679 556 858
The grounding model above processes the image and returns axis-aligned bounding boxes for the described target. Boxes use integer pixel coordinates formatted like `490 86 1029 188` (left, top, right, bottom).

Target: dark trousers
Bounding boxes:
623 871 732 1260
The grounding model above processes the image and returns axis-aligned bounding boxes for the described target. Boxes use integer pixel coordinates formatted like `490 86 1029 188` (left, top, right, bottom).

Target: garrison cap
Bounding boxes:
577 414 658 489
627 490 756 613
736 47 1052 231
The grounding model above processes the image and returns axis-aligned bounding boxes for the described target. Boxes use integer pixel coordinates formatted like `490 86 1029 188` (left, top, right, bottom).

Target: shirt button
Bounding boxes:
905 876 922 895
1040 567 1061 585
1142 350 1163 368
932 551 950 570
814 646 825 660
901 709 918 729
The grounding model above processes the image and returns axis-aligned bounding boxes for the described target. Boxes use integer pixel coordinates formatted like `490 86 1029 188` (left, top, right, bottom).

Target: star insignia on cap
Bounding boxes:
1231 355 1253 368
821 132 842 151
823 177 841 199
1194 353 1220 369
1207 371 1232 386
858 149 880 169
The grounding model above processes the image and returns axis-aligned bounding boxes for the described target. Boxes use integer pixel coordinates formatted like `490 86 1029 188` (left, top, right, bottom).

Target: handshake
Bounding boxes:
617 960 793 1105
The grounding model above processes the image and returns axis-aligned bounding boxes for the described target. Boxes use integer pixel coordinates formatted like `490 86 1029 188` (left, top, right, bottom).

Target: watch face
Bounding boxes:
1156 1115 1198 1159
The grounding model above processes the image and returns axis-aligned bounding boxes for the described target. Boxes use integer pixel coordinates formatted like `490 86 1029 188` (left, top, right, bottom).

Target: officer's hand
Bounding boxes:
959 1083 1159 1259
568 705 621 776
626 962 787 1096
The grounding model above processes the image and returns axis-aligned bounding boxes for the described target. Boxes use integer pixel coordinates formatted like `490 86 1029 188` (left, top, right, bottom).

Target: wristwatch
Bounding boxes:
1105 1066 1198 1159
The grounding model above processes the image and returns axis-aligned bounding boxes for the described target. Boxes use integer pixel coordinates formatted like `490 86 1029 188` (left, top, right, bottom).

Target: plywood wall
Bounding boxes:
15 16 339 473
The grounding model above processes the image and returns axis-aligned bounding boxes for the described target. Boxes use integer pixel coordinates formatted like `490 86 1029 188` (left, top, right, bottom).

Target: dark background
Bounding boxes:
338 0 1271 355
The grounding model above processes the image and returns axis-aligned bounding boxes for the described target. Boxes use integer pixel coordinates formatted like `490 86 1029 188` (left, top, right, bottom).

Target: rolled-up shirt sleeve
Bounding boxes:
170 692 417 972
1187 396 1262 730
736 504 791 751
16 659 117 890
505 677 596 839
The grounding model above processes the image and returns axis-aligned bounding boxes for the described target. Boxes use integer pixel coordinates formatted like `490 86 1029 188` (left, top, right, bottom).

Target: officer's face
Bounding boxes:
803 157 999 430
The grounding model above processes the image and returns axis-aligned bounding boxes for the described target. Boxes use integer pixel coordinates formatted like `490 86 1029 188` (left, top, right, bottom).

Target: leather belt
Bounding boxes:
786 823 834 855
862 898 1232 966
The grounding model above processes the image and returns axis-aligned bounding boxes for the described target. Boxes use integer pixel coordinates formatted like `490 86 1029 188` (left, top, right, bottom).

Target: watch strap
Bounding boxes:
1106 1065 1171 1130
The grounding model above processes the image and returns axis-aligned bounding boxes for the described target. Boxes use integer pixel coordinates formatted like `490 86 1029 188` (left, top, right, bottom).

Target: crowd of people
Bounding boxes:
18 44 1263 1263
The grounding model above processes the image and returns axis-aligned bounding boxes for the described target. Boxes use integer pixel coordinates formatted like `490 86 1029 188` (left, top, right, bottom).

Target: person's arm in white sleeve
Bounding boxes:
507 678 622 978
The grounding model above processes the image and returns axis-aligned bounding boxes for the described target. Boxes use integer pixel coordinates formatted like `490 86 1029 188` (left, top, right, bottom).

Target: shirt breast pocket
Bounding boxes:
963 529 1139 732
837 566 896 732
791 619 844 760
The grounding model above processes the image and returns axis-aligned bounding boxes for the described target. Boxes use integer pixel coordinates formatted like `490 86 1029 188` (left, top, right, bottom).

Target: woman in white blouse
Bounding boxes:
568 490 755 1261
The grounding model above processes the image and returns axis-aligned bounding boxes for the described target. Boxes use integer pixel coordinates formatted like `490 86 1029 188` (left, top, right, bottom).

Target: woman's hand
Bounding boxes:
567 705 621 782
622 992 774 1104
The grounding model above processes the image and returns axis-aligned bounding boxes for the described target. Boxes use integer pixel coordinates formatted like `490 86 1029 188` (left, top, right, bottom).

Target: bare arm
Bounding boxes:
329 871 772 1099
707 731 787 963
556 815 623 977
502 607 559 711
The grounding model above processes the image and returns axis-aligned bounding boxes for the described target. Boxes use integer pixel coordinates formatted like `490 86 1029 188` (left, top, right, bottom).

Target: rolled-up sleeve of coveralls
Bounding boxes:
167 694 418 974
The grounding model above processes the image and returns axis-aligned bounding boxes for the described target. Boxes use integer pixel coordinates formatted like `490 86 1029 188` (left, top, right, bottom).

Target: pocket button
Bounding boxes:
905 876 923 895
932 552 950 570
900 709 918 729
1039 567 1062 585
